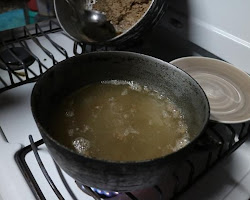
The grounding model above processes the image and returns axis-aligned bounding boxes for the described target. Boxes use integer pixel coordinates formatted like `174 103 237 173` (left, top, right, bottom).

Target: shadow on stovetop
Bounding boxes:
120 0 222 64
122 25 221 64
0 90 26 109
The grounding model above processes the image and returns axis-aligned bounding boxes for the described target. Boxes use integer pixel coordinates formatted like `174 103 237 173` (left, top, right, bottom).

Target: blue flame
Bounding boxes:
91 187 119 198
81 185 119 198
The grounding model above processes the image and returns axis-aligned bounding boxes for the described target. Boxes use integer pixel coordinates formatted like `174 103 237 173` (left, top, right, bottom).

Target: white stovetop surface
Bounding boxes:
0 27 250 200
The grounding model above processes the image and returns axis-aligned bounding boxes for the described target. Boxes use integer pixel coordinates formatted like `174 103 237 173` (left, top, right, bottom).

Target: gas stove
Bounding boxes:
0 17 250 200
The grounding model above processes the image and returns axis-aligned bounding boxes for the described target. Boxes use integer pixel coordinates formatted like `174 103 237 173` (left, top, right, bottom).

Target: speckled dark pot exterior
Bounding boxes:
31 52 210 191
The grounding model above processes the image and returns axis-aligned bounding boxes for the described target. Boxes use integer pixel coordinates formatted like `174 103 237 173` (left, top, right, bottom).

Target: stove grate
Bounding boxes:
0 20 60 93
15 122 250 200
0 19 112 93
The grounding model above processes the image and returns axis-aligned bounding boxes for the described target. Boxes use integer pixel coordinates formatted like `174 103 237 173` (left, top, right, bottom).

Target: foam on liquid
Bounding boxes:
50 80 190 161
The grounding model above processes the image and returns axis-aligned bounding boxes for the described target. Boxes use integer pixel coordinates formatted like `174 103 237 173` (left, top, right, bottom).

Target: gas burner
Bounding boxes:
0 47 35 71
75 181 119 199
90 187 119 198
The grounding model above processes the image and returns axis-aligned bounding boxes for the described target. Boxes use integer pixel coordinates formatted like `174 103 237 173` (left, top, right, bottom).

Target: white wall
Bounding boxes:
166 0 250 73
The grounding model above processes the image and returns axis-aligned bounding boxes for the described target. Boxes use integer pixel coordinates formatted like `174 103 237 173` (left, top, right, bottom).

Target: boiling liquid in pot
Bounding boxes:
50 81 190 161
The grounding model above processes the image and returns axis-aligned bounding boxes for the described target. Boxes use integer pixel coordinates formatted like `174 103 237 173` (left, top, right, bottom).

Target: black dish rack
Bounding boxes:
0 20 249 199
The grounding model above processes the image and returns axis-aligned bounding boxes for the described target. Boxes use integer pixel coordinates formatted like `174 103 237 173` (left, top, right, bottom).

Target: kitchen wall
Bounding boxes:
165 0 250 73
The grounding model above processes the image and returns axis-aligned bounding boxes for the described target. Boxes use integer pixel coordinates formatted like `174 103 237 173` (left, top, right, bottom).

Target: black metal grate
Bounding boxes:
0 20 59 93
15 122 250 200
0 19 113 93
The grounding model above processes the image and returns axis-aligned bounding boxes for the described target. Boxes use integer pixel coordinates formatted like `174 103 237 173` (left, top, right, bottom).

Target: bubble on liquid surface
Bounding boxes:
172 134 190 152
73 137 90 154
121 89 128 96
68 129 74 136
65 110 74 117
124 126 139 136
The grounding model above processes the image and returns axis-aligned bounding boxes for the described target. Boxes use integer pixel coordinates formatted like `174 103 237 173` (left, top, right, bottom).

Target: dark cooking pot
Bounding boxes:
31 51 210 191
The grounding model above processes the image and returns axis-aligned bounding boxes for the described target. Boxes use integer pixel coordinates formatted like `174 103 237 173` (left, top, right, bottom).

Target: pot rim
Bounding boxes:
31 51 210 165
